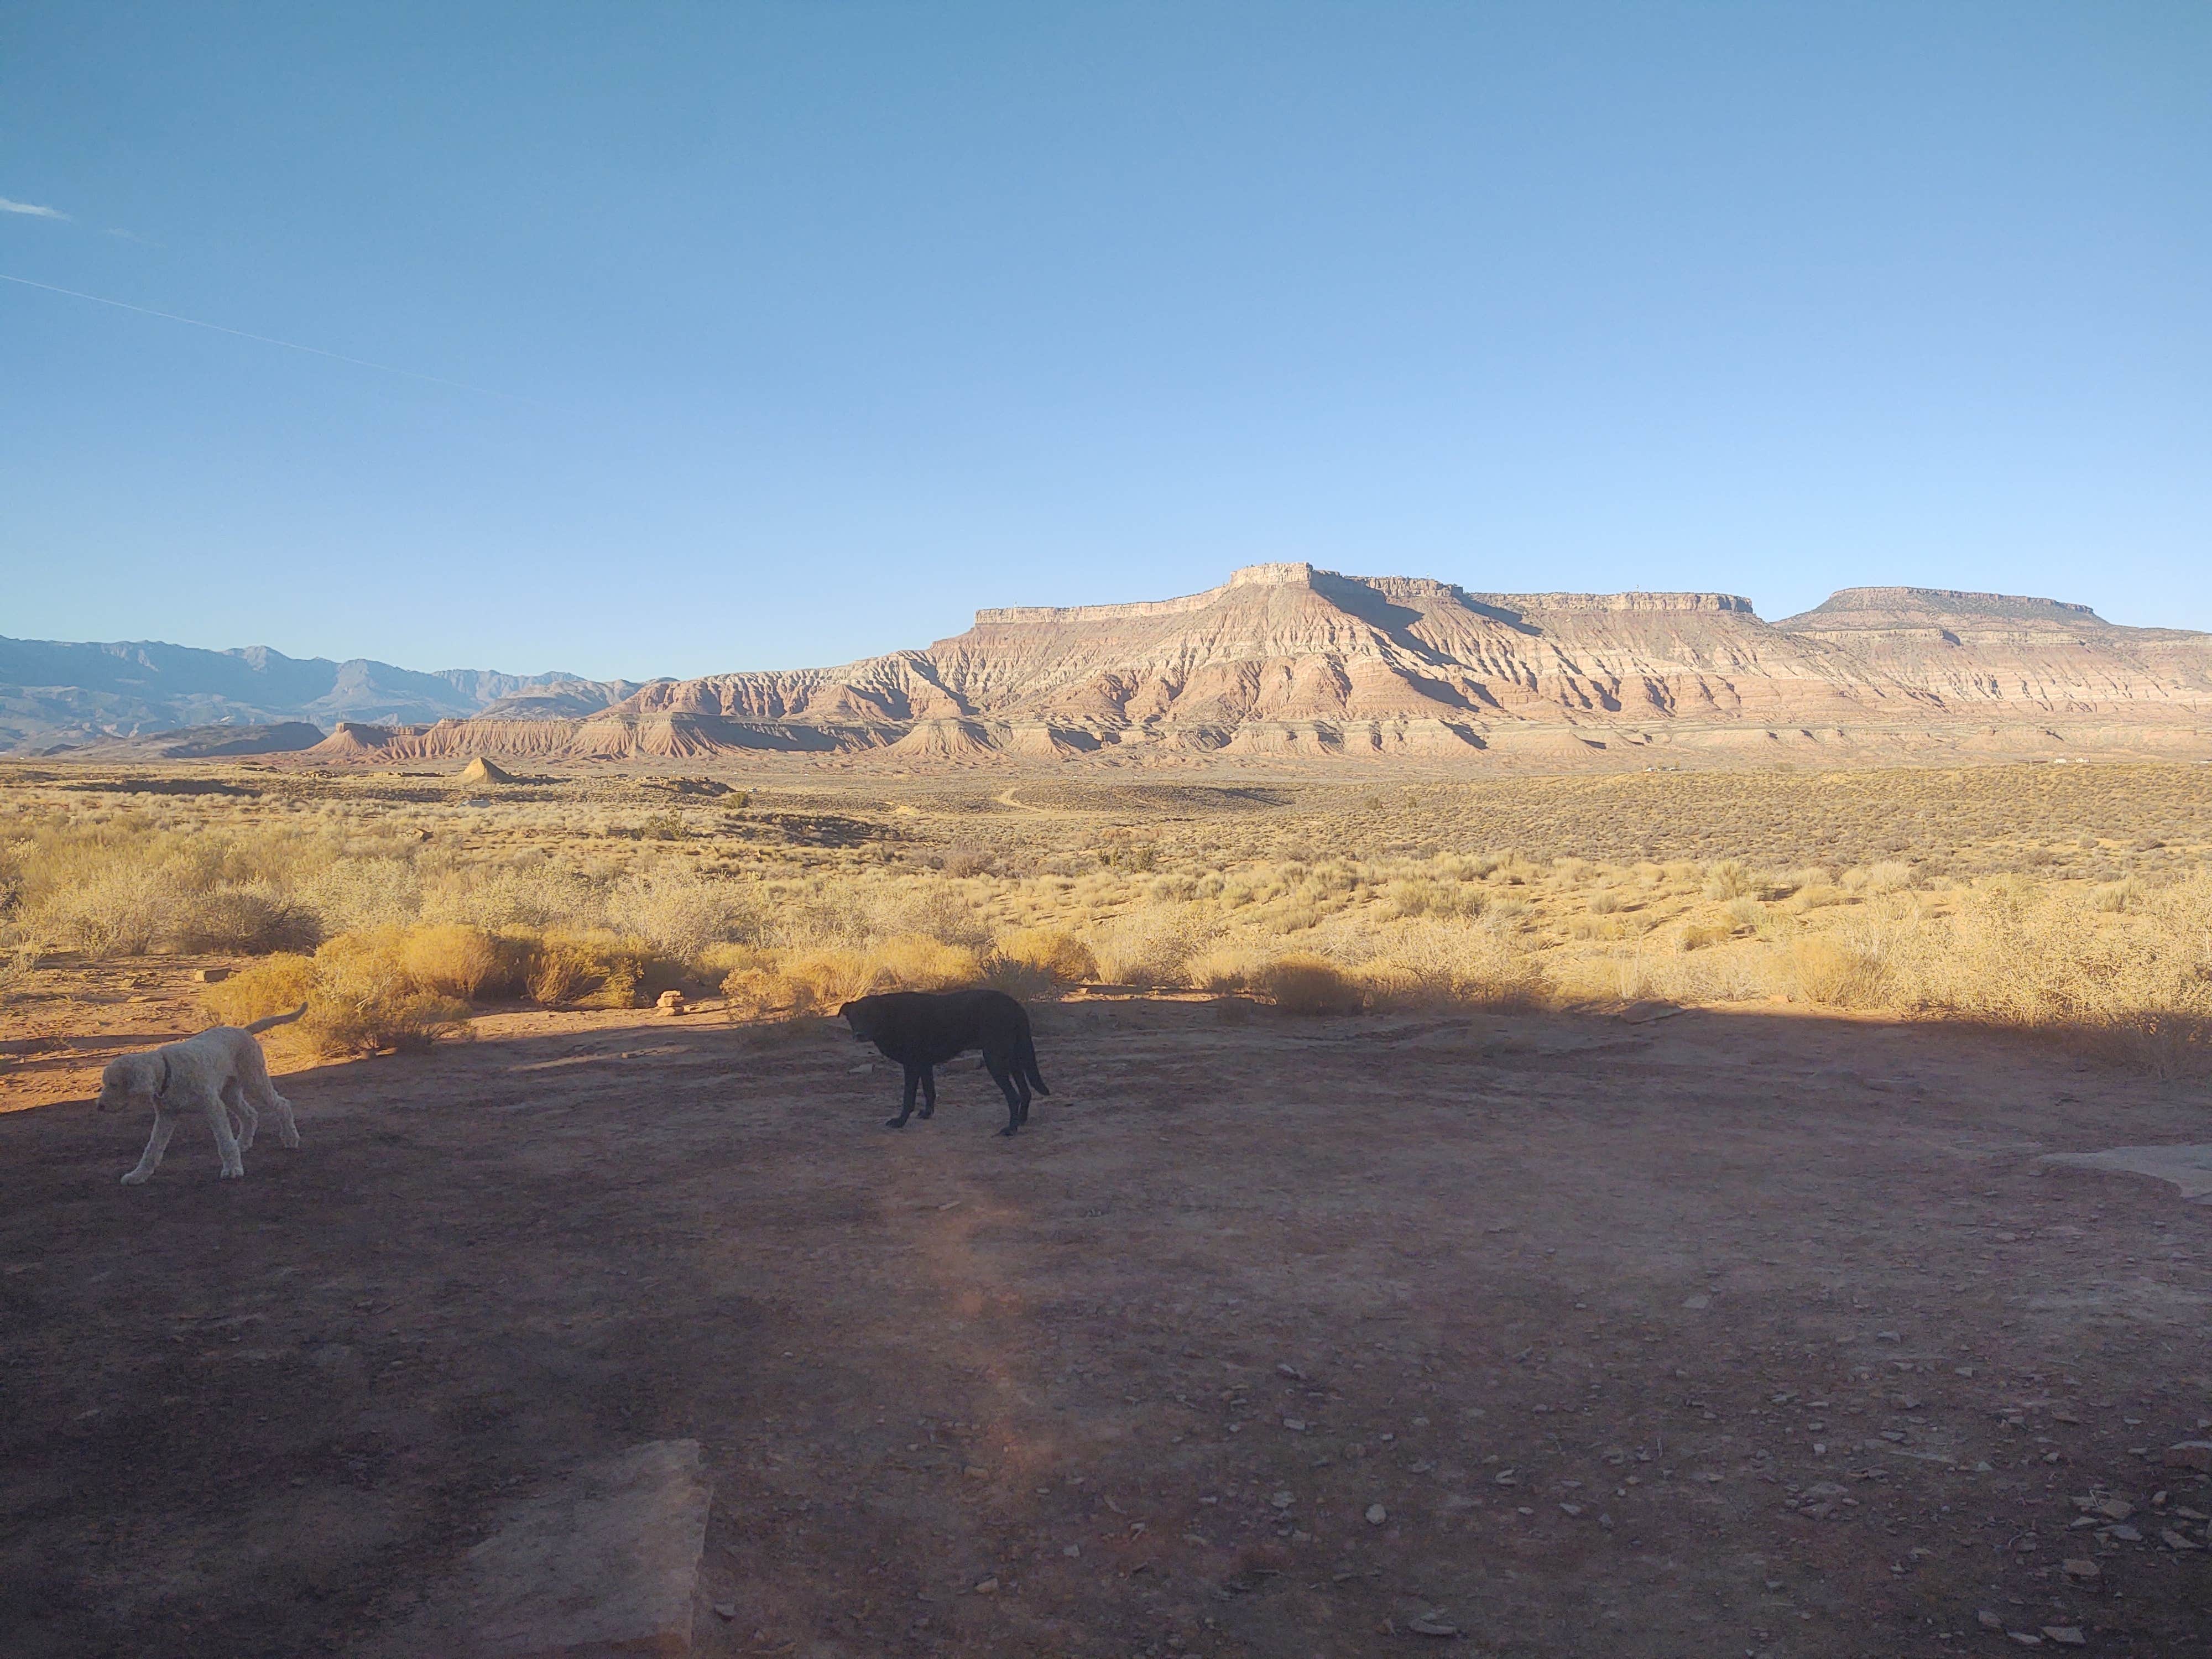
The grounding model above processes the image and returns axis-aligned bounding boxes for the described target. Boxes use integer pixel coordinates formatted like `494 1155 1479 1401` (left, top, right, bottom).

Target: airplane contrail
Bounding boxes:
0 271 519 399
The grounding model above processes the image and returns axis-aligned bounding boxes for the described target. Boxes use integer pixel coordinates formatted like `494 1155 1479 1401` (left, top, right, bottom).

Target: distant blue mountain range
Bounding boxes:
0 635 638 754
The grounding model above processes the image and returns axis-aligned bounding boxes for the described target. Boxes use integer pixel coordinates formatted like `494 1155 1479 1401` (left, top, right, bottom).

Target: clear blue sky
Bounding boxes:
3 3 2206 681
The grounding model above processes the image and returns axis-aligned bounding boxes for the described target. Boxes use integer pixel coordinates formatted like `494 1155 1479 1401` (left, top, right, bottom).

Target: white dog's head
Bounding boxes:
96 1052 163 1113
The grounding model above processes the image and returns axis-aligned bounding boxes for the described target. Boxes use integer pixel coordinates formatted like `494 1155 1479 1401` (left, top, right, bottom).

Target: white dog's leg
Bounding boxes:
252 1078 300 1149
202 1089 246 1179
225 1079 258 1153
122 1113 178 1185
238 1037 300 1149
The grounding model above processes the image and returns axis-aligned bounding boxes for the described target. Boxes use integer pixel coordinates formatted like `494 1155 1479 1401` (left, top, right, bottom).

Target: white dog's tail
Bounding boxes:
243 1002 309 1035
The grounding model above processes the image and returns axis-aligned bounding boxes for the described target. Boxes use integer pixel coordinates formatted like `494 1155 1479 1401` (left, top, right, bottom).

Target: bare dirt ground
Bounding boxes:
3 988 2210 1658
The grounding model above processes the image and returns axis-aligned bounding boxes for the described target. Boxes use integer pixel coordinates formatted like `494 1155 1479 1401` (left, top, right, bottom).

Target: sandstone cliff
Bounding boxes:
286 564 2212 769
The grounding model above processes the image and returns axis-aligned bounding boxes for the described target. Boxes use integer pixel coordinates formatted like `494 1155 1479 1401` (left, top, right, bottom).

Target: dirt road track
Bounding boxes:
2 999 2209 1657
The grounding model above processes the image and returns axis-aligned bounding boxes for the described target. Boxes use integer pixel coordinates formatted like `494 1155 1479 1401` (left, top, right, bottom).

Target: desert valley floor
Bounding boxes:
3 977 2209 1658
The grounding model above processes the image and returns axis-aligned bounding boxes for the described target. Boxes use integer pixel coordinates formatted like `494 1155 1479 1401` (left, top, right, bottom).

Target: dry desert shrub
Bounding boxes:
523 932 669 1009
1703 860 1753 901
201 953 319 1027
21 862 180 956
1354 917 1552 1012
172 883 321 954
306 933 472 1055
300 857 424 934
1785 935 1891 1009
719 935 985 1020
987 927 1098 997
870 934 984 990
606 862 756 958
1255 953 1364 1015
420 860 603 932
1880 876 2212 1075
2091 878 2142 914
1865 859 1916 894
399 924 525 1001
202 936 466 1056
1183 943 1270 993
1087 904 1208 987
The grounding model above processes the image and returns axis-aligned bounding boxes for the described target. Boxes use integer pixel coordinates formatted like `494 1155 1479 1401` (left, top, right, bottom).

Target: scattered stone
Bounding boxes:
2073 1496 2133 1521
1978 1610 2005 1630
2042 1630 2085 1648
1874 1331 1901 1343
1365 1504 1387 1526
1282 1418 1308 1432
1407 1614 1458 1637
1277 1363 1305 1379
1270 1491 1293 1510
2162 1528 2205 1551
714 1601 738 1620
2007 1634 2043 1648
972 1577 998 1594
1063 1543 1079 1558
656 990 688 1017
194 966 231 983
2163 1441 2212 1472
2109 1524 2142 1542
2040 1143 2212 1202
2060 1558 2099 1581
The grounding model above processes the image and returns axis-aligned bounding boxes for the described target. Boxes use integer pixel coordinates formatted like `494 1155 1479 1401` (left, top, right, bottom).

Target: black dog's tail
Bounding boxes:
1019 1028 1050 1095
243 1002 308 1035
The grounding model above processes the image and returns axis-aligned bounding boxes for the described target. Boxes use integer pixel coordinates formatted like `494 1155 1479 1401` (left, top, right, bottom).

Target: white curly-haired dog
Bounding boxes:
96 1004 308 1184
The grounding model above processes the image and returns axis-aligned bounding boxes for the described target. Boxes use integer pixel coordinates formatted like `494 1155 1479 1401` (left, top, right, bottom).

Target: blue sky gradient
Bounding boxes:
2 3 2206 680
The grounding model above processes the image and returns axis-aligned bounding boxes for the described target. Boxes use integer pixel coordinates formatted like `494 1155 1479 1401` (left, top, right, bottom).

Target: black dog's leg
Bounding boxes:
889 1065 922 1128
919 1067 937 1119
987 1058 1025 1136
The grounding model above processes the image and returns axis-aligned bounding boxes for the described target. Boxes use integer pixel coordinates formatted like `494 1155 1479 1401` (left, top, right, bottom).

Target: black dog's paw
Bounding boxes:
885 1117 909 1129
997 1126 1019 1138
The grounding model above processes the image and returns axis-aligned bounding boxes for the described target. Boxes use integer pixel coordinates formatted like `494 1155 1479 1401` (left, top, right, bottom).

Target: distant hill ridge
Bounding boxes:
0 635 638 755
10 565 2211 768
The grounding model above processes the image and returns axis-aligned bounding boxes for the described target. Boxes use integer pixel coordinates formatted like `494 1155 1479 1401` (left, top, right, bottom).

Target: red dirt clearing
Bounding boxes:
2 998 2208 1658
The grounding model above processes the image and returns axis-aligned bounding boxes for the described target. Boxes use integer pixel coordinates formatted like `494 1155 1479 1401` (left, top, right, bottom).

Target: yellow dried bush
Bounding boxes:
201 953 318 1027
987 927 1098 996
1786 936 1890 1009
399 924 523 1001
1255 953 1364 1016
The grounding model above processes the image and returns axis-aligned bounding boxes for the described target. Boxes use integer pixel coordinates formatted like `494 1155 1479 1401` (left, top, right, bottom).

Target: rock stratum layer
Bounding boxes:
280 564 2212 769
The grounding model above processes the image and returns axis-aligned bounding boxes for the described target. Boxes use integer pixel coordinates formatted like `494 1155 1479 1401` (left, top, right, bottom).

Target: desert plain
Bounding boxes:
2 755 2210 1658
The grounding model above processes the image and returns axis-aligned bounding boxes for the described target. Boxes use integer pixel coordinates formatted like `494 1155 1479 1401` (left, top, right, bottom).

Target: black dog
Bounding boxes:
840 989 1050 1136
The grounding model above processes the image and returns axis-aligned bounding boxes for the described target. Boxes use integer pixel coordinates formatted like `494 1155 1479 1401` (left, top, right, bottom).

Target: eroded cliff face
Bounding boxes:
298 565 2212 768
1774 588 2212 712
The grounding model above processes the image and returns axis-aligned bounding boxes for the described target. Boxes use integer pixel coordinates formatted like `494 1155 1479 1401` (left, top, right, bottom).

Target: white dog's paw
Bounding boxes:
219 1165 245 1180
121 1169 149 1185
